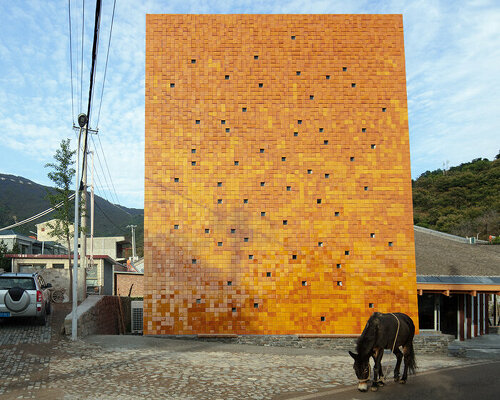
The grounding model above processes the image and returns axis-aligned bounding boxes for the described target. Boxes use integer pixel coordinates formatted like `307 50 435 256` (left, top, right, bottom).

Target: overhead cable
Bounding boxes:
68 0 75 124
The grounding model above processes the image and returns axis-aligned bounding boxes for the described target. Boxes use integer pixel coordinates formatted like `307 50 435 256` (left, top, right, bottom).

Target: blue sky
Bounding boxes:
0 0 498 209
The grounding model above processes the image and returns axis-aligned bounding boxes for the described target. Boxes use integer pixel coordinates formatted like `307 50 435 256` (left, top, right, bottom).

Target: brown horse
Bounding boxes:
349 312 416 392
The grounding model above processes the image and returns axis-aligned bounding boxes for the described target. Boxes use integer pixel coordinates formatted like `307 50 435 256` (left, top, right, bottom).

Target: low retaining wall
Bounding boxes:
153 333 455 354
64 295 131 338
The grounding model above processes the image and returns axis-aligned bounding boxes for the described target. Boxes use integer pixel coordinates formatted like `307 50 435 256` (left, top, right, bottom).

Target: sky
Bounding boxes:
0 0 498 210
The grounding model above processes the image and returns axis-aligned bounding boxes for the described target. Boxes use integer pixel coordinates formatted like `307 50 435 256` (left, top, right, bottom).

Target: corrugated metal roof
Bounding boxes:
417 275 500 285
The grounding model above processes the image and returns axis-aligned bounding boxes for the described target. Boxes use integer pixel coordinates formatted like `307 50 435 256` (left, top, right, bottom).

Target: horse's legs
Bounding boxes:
401 345 410 383
371 349 385 391
393 348 403 382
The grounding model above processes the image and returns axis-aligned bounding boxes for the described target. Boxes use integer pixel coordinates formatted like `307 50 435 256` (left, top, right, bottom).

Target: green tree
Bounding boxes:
44 139 78 275
0 240 11 272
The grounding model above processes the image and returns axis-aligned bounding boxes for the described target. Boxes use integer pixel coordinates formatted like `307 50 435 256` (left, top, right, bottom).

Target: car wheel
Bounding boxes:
4 287 31 312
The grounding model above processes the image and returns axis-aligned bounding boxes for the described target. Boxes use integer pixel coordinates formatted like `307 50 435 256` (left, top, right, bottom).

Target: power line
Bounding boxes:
95 0 117 128
68 0 75 124
90 134 117 204
0 193 76 232
94 199 127 234
80 0 85 113
96 133 120 205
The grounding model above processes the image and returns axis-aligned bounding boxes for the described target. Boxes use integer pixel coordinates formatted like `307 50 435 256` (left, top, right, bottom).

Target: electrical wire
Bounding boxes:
0 194 76 232
96 133 120 205
95 0 117 128
90 134 117 204
80 0 85 113
94 200 127 234
68 0 75 124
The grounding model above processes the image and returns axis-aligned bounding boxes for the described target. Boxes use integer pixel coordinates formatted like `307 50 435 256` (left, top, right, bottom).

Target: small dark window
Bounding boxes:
259 83 263 88
191 161 196 166
336 263 341 269
292 254 297 260
243 199 248 204
231 229 236 234
342 67 347 71
192 259 197 264
195 120 200 124
350 157 355 162
369 303 374 308
254 55 259 60
174 177 179 182
337 281 343 286
260 182 265 187
170 83 175 88
225 75 230 80
217 182 222 187
382 107 387 112
226 128 230 133
286 186 291 191
283 220 288 225
291 35 296 40
335 212 340 217
261 211 266 217
325 174 330 178
308 169 312 174
196 299 201 304
326 75 330 80
318 242 323 247
227 281 232 286
310 95 314 100
221 120 226 125
191 59 196 64
234 161 239 166
296 71 301 76
217 199 223 204
364 186 369 191
371 144 376 149
371 233 375 238
351 83 356 88
205 229 210 234
244 237 249 242
362 128 366 133
345 250 350 255
282 157 286 162
298 120 302 124
254 303 259 308
266 272 271 277
317 199 322 204
218 242 223 247
249 254 253 259
53 264 64 269
302 281 307 286
191 149 196 153
294 132 299 137
319 128 324 133
324 140 329 145
242 107 247 112
174 224 179 230
388 242 393 247
260 148 265 153
232 307 237 312
321 316 325 321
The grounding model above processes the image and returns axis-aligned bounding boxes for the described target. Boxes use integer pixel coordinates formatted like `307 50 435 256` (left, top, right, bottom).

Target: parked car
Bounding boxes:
0 272 52 325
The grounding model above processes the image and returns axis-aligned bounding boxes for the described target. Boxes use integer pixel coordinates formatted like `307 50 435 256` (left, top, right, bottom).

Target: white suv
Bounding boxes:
0 272 52 325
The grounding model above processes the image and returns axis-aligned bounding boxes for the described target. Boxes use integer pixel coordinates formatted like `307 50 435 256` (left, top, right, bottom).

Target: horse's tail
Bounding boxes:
407 317 417 374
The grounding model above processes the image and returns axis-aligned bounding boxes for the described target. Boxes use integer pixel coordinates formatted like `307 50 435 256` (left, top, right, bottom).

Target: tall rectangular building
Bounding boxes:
145 14 418 335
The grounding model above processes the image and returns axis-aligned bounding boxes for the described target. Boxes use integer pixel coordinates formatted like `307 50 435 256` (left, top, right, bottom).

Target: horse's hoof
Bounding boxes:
377 380 385 387
371 385 378 392
394 376 400 382
399 379 406 384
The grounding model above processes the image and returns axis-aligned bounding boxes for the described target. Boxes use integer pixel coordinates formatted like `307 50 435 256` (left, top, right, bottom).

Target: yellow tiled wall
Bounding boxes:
145 14 418 335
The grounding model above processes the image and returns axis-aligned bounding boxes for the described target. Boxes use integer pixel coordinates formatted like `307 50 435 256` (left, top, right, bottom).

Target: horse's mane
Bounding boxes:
356 313 379 357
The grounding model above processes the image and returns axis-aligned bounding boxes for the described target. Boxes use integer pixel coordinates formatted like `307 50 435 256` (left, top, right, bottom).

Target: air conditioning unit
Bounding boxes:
131 300 143 334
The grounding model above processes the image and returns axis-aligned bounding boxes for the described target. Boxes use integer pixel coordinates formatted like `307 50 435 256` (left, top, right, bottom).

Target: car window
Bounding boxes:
0 277 36 290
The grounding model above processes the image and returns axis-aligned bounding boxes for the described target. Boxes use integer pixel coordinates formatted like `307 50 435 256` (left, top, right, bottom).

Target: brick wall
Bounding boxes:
145 14 418 335
115 273 144 297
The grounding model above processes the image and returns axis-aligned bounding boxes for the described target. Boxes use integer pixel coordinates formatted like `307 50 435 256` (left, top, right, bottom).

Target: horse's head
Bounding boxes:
349 351 370 392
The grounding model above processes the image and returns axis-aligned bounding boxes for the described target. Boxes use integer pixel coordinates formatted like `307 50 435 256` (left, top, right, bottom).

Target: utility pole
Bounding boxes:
81 130 88 292
127 225 137 261
89 151 95 275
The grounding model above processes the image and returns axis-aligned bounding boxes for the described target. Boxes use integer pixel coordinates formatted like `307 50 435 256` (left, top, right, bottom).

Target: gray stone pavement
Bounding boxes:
1 327 494 400
0 314 52 346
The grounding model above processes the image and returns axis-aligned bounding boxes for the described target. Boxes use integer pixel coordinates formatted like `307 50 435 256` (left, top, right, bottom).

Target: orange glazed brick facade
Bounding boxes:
144 14 418 335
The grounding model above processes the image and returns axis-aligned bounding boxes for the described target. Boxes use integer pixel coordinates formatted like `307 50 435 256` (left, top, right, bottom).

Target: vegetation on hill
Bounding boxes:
413 153 500 240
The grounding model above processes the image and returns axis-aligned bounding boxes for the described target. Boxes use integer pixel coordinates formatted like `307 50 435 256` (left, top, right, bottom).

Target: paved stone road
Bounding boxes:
0 314 52 346
0 324 488 400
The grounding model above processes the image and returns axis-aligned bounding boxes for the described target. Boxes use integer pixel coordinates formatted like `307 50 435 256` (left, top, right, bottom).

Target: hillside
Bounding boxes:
0 173 144 255
412 154 500 240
